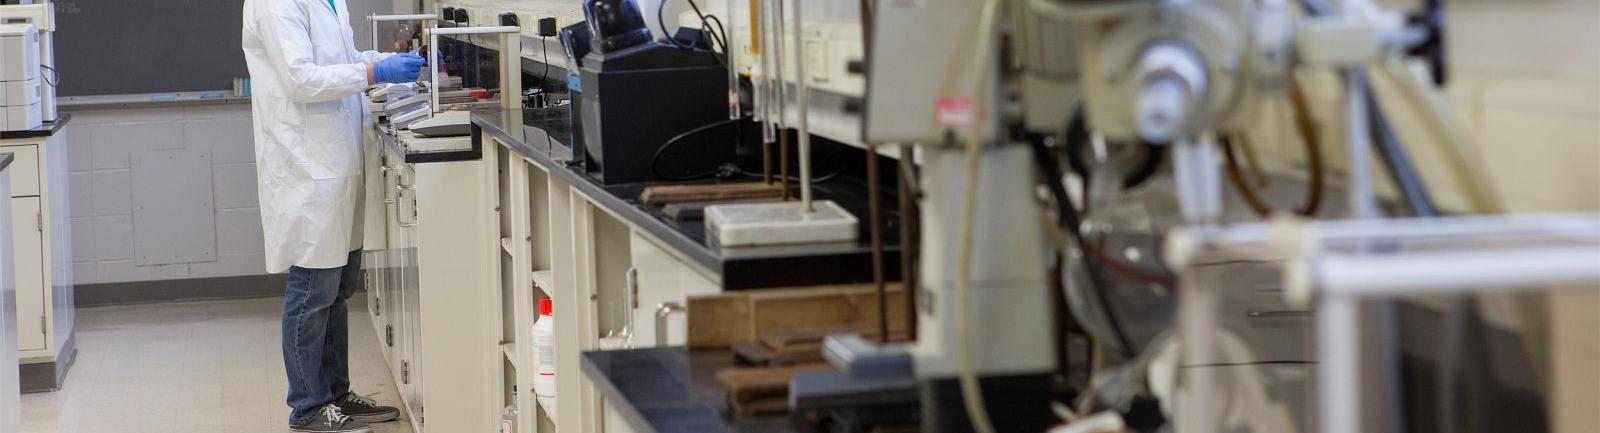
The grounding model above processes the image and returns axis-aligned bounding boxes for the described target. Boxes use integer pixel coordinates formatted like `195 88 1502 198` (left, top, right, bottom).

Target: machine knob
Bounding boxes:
1131 43 1207 144
846 59 866 75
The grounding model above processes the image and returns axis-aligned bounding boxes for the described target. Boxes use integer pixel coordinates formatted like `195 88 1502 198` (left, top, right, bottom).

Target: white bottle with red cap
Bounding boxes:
533 298 557 419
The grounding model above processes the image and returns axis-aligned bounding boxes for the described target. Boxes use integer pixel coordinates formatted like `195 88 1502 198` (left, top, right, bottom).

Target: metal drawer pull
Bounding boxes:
1247 310 1310 318
395 183 417 227
655 302 686 346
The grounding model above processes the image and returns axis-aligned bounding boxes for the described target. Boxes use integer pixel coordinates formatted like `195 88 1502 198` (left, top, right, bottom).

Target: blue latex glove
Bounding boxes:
373 50 426 84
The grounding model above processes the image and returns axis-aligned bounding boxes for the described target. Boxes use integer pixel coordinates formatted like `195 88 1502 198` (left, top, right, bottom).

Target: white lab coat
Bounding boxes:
242 0 392 272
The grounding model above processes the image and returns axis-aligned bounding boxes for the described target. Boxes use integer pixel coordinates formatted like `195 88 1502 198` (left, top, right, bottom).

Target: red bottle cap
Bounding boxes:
539 298 553 316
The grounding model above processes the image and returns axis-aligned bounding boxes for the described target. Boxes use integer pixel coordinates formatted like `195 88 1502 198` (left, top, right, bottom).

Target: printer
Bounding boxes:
0 23 42 132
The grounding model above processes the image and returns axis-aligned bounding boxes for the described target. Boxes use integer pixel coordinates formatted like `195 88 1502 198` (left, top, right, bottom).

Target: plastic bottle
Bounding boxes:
501 403 517 433
533 298 558 419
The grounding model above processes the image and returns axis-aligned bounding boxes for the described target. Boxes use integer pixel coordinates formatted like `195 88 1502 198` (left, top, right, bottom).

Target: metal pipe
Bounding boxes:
792 0 813 211
655 302 687 346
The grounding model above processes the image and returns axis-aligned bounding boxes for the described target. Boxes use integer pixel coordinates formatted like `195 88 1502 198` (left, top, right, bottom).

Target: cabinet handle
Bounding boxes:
395 183 417 228
655 302 686 346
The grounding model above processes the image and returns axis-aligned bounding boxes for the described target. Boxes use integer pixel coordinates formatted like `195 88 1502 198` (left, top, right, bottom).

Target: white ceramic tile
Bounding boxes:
211 163 259 210
68 217 93 263
66 171 91 218
178 104 251 121
87 125 132 170
90 215 133 262
90 260 189 284
182 117 253 163
89 169 132 217
66 132 92 173
69 106 179 125
70 262 95 286
188 253 267 279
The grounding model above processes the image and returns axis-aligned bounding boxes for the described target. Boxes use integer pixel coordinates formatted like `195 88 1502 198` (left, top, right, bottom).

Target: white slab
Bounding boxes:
704 200 858 247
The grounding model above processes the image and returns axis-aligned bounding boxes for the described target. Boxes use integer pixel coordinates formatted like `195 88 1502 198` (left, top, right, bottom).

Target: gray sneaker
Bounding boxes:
335 392 401 423
290 404 372 433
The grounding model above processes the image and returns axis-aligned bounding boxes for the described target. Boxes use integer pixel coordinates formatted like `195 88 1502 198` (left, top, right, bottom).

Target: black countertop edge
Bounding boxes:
0 114 71 140
581 347 815 433
0 153 14 172
470 109 907 290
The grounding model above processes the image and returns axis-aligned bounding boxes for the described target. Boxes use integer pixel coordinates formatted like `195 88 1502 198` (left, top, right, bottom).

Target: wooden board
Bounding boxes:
717 364 829 399
687 293 754 349
641 183 787 206
687 283 908 349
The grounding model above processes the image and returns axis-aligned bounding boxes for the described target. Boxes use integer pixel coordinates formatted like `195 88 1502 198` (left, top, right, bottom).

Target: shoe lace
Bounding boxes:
322 405 352 425
345 392 378 407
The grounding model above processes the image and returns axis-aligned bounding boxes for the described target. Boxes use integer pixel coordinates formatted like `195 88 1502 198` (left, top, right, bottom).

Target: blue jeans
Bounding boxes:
283 250 362 426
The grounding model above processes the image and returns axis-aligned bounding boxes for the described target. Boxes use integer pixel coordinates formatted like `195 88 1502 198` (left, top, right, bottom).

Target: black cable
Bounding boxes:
658 0 698 50
39 65 58 88
651 117 747 181
1122 143 1165 190
684 0 727 52
1029 137 1138 359
736 144 854 182
539 36 551 92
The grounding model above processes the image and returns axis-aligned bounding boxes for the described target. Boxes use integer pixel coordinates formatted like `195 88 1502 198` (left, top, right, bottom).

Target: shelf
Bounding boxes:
531 270 554 301
502 342 520 370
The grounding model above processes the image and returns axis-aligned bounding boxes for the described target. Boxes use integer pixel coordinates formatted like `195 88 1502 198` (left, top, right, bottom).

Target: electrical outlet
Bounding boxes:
805 39 829 83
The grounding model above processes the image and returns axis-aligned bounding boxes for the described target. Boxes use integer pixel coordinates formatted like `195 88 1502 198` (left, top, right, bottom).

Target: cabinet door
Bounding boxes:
12 197 44 351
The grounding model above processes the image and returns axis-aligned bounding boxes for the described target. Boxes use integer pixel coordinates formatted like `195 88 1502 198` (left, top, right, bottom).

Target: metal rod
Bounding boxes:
898 145 918 340
655 302 687 346
758 0 774 185
727 0 741 121
1344 71 1378 219
371 13 439 22
774 0 790 200
792 0 812 211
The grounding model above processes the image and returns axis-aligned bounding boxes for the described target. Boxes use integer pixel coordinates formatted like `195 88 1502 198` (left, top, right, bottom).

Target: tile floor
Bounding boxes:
19 295 413 433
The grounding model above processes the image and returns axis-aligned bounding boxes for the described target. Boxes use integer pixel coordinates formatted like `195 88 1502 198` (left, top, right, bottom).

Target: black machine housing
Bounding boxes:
578 35 728 184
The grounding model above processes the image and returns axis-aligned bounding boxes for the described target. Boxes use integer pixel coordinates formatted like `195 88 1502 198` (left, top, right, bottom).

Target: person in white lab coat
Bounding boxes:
241 0 424 431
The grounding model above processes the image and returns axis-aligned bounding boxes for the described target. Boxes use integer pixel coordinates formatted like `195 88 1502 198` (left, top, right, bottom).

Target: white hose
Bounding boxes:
1372 59 1504 213
955 1 1002 433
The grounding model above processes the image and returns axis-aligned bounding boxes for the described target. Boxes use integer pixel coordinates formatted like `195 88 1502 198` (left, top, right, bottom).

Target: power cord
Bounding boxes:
39 65 59 88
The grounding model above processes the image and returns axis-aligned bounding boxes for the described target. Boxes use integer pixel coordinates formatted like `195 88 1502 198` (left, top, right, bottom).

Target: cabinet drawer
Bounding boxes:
0 146 38 197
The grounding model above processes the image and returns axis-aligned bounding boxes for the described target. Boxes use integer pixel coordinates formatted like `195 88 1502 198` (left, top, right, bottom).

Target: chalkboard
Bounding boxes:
52 0 250 96
49 0 392 97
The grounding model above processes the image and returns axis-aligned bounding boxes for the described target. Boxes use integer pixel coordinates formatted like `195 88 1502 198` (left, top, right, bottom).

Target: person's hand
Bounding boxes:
372 49 426 84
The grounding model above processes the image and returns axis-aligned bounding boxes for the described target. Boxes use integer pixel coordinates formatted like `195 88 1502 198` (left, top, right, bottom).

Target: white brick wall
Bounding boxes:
66 104 267 285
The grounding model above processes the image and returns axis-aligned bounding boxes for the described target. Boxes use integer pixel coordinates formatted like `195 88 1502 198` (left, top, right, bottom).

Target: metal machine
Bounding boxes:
0 0 55 132
575 0 729 185
0 23 40 131
787 0 1586 432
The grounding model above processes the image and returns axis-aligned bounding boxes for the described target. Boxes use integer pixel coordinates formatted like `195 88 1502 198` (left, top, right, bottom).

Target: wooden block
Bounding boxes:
760 327 912 350
770 341 824 366
748 284 909 346
641 182 786 206
731 342 775 366
728 396 791 417
716 363 829 402
687 284 909 349
687 293 753 349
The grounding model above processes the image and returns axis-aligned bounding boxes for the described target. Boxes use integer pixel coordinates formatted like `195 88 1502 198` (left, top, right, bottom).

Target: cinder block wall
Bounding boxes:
63 0 401 289
66 104 263 285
